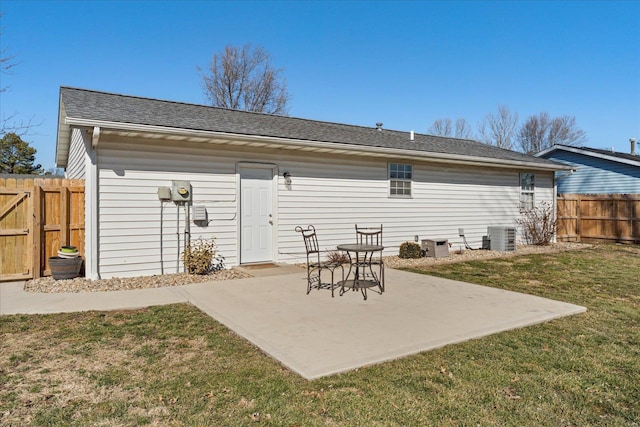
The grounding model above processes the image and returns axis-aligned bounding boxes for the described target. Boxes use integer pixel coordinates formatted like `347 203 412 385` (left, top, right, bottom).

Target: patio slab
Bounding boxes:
1 267 586 380
175 267 586 380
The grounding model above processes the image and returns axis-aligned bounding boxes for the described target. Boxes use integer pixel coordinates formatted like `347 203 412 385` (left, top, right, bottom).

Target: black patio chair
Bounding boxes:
355 224 384 293
295 225 344 297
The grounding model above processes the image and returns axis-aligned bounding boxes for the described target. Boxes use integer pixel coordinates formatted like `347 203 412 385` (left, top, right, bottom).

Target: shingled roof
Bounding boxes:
572 146 640 163
58 87 564 170
536 144 640 167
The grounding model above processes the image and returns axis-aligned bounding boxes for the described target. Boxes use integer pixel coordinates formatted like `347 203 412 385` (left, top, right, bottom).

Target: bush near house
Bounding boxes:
399 241 422 258
518 201 557 245
181 237 224 274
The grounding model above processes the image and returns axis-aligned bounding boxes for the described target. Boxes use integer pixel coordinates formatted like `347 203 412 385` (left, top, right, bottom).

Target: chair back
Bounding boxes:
355 224 383 246
295 225 321 262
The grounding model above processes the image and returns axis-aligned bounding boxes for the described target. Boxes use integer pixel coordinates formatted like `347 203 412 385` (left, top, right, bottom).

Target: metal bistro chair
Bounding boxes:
295 225 344 297
355 224 385 293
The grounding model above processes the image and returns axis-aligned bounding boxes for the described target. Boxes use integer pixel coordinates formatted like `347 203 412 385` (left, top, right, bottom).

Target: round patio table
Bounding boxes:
336 243 384 300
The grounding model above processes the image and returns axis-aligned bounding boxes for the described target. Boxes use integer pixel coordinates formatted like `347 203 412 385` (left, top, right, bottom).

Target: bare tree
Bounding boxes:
517 112 550 154
518 113 587 154
1 13 37 135
200 44 290 115
454 118 474 139
547 115 587 147
428 118 474 139
0 14 18 95
478 105 519 150
428 118 453 137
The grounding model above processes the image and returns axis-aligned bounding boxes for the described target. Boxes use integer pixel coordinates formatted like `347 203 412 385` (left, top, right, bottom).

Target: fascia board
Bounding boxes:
64 117 569 172
536 145 640 167
56 100 70 167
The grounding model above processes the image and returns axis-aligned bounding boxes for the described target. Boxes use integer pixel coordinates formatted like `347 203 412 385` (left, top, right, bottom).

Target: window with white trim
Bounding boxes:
520 172 535 210
389 163 412 197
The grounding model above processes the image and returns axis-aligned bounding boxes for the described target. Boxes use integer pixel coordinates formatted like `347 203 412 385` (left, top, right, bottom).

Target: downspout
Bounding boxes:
86 126 100 279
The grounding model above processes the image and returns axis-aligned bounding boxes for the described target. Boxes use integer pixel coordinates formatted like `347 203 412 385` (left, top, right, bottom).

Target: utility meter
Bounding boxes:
171 180 192 202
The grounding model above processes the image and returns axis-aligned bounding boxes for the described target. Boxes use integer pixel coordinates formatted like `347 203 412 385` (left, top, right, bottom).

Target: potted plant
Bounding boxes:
49 246 82 280
57 245 79 258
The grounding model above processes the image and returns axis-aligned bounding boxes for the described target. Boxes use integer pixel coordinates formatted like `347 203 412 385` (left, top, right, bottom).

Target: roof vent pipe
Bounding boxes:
376 122 383 131
410 130 414 141
631 138 636 156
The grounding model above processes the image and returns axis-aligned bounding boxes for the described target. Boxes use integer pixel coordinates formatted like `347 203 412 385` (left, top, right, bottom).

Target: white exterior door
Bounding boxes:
240 167 274 264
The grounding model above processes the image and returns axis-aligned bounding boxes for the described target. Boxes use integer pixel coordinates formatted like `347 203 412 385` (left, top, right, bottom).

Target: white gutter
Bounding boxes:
64 117 570 172
91 126 100 150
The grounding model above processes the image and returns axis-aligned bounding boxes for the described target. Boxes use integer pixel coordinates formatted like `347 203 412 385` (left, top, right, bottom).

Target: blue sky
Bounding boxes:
1 0 639 170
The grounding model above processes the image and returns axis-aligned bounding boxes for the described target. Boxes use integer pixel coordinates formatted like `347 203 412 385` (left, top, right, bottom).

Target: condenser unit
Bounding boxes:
487 226 516 252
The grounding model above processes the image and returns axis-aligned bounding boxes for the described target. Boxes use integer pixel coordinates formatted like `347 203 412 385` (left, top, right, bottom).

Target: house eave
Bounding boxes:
62 117 568 172
56 100 70 168
536 145 640 168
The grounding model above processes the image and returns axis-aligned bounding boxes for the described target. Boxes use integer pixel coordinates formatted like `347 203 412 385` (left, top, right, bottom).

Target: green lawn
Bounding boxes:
1 245 638 426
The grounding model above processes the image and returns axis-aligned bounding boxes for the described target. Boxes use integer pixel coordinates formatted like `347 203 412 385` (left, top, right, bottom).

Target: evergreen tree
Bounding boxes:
1 132 43 174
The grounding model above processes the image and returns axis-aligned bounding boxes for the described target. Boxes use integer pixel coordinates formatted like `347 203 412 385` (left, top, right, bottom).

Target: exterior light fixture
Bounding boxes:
283 171 292 185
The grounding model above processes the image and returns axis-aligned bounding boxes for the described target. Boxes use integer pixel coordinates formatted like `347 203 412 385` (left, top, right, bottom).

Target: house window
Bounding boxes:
389 163 412 197
520 173 535 210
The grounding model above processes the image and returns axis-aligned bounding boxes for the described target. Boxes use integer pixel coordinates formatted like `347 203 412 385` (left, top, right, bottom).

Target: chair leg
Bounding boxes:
336 265 345 297
329 268 335 297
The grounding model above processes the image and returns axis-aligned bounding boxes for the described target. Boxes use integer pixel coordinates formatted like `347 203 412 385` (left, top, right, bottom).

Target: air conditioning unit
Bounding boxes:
487 226 516 251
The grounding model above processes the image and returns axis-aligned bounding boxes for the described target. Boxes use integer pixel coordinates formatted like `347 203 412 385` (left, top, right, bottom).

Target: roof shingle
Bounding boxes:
60 87 558 167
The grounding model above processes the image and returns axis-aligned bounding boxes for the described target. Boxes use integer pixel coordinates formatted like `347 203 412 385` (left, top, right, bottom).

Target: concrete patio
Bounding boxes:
1 266 586 380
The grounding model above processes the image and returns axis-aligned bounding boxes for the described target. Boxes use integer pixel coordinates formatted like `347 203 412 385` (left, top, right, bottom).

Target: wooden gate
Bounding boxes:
0 178 85 281
0 180 33 280
557 194 640 243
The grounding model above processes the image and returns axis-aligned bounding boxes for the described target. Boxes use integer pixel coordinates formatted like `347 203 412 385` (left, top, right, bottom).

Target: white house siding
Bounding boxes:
65 128 88 179
276 156 555 263
96 140 239 278
94 137 555 278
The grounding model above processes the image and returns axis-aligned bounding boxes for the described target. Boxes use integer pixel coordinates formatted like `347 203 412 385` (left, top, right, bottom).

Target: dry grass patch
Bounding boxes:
1 244 638 426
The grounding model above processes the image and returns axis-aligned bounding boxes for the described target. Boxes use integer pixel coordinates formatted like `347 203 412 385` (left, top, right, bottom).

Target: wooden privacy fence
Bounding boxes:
557 194 640 243
0 178 85 282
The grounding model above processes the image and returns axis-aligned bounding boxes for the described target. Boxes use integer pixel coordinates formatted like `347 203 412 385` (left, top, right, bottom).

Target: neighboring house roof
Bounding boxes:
536 144 640 168
535 144 640 194
57 87 566 171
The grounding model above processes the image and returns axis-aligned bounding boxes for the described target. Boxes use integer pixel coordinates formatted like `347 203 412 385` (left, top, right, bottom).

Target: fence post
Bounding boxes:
33 184 42 279
61 184 69 247
576 195 582 243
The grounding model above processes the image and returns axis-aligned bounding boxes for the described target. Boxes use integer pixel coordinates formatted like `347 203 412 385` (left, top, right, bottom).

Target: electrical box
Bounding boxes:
192 205 207 222
157 186 171 201
487 226 516 251
171 180 192 202
421 238 449 258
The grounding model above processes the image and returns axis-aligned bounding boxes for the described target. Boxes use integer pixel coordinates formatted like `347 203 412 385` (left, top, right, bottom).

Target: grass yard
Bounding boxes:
1 245 638 426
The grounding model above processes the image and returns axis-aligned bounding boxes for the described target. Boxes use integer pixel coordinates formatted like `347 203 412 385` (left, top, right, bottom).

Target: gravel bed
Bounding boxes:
383 242 592 269
25 269 252 294
25 243 590 294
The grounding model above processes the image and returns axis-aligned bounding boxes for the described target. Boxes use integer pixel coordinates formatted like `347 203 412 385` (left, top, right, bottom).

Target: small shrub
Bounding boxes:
182 237 224 275
327 250 350 264
517 201 557 245
399 241 422 259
